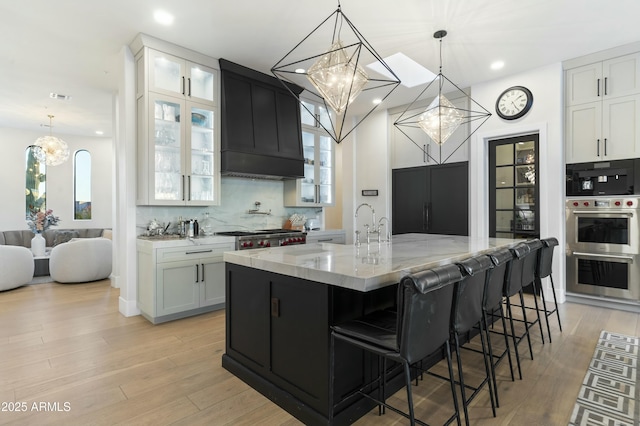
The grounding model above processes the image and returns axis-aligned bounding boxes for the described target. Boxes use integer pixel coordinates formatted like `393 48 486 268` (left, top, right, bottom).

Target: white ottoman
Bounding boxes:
49 238 112 283
0 245 34 291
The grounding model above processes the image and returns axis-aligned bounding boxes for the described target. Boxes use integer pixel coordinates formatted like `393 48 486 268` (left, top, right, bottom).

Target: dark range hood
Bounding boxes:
219 59 305 180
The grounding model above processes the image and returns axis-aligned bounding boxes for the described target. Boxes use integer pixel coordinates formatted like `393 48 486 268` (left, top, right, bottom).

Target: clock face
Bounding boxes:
496 86 533 120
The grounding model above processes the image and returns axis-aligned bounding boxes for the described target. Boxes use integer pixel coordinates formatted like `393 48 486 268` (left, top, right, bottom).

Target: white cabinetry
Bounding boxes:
390 95 470 169
306 230 346 245
284 99 335 206
134 40 220 206
137 239 234 324
565 52 640 163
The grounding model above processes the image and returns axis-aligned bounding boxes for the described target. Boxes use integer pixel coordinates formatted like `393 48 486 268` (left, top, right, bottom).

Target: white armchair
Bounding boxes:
49 237 112 283
0 245 34 291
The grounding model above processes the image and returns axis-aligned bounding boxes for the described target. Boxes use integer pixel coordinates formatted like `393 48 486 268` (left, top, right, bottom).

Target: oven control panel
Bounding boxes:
567 198 638 209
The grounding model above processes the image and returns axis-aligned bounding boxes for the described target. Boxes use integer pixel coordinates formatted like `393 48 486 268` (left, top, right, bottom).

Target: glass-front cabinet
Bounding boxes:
489 134 539 239
148 49 217 107
146 94 216 205
135 41 220 206
284 99 335 206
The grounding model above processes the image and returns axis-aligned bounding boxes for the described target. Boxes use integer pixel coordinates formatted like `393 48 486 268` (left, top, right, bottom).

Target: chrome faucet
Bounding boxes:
355 203 376 245
377 217 391 243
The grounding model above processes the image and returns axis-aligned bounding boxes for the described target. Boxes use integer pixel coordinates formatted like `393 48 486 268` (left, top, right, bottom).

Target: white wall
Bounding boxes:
344 109 391 244
470 62 566 301
0 127 112 231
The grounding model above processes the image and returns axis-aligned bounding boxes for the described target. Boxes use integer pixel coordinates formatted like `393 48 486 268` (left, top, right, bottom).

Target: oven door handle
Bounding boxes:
572 251 635 263
571 210 634 216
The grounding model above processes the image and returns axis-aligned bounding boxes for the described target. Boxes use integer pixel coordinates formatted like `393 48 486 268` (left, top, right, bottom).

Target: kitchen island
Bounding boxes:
222 234 520 425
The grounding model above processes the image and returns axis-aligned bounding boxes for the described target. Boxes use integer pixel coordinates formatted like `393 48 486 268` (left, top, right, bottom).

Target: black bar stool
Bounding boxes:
535 237 562 342
517 239 546 343
329 264 463 426
453 255 497 425
502 241 541 378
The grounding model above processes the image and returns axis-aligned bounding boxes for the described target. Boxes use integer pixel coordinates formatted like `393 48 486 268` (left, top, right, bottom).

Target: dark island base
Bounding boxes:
222 264 457 425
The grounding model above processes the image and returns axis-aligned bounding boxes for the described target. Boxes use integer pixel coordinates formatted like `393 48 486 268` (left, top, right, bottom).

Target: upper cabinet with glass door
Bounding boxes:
148 49 217 107
132 36 220 206
284 99 335 206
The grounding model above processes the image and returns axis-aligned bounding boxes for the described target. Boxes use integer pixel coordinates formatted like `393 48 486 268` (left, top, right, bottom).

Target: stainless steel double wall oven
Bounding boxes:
566 159 640 301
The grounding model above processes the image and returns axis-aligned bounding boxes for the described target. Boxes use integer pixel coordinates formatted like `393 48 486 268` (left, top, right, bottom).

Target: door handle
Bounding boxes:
604 138 607 156
182 175 185 201
188 78 192 97
201 263 204 282
597 78 600 97
596 139 600 156
572 252 634 263
182 76 186 95
604 77 608 96
187 175 191 201
271 298 280 318
195 264 199 282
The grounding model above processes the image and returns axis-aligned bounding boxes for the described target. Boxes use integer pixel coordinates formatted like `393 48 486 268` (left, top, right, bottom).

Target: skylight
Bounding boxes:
366 52 436 88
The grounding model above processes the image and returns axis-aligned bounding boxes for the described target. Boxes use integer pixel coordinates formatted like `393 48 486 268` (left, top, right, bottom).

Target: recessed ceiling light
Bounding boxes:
154 10 174 25
372 98 382 105
491 61 505 71
294 68 305 74
95 130 104 136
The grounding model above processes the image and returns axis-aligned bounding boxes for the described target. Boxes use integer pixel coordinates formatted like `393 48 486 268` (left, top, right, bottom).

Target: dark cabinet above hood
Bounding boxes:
219 59 304 179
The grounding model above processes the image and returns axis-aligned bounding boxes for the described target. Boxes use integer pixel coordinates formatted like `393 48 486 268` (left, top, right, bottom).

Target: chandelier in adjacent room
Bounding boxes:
34 115 70 166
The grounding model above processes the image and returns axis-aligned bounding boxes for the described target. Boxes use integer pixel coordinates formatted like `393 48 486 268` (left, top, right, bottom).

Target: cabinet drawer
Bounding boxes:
157 244 234 263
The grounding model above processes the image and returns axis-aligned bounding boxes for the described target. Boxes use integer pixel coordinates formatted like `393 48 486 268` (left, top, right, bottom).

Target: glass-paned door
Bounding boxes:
301 130 316 203
150 50 185 96
151 95 184 203
318 134 332 204
489 134 539 239
188 105 215 203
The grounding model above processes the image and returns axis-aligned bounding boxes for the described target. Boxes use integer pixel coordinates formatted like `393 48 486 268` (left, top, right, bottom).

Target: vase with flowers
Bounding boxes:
27 209 60 256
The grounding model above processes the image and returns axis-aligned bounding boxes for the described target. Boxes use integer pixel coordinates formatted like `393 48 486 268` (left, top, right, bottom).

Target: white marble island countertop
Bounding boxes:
224 233 521 292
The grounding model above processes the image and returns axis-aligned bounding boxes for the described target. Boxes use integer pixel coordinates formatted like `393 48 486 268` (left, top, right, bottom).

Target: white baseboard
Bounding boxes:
119 296 140 317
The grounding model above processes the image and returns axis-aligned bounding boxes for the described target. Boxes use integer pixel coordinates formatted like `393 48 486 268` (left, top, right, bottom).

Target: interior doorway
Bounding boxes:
488 133 540 240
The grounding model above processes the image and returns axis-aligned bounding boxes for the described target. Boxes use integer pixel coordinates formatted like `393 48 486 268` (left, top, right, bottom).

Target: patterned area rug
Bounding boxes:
569 330 639 425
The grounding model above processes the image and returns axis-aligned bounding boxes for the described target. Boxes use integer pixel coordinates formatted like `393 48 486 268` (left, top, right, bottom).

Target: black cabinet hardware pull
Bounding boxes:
604 138 608 156
604 77 608 96
271 298 280 318
201 263 204 281
187 175 191 201
596 139 600 156
597 78 600 97
182 76 185 95
188 78 192 97
182 175 185 201
195 264 199 282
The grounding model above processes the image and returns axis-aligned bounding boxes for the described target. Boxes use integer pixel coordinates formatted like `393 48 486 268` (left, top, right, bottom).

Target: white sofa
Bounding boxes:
49 237 112 283
0 245 34 291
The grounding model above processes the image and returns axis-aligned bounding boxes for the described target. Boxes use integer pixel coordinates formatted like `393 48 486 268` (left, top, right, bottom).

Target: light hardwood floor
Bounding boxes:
1 280 638 425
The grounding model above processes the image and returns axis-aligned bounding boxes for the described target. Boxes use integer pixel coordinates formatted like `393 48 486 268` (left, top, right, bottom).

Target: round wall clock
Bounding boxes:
495 86 533 120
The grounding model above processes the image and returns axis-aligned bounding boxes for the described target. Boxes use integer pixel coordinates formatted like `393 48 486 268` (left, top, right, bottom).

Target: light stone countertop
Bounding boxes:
137 235 236 249
224 233 522 292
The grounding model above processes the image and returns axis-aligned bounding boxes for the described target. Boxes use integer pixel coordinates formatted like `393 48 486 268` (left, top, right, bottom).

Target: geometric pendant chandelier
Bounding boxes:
272 2 401 144
394 30 491 164
34 115 70 166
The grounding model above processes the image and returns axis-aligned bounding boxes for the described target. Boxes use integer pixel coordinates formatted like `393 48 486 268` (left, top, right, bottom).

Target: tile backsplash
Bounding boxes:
136 177 322 235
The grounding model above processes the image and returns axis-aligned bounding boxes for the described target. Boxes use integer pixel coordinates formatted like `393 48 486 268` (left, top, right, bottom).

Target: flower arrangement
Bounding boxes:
27 209 60 234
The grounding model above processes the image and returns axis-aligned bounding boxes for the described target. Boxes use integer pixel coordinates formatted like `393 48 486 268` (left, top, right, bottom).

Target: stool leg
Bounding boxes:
518 289 534 360
550 274 563 331
482 311 499 406
478 319 497 416
537 277 553 342
497 303 515 381
403 361 416 426
454 333 470 426
528 281 545 344
445 341 462 426
505 296 523 380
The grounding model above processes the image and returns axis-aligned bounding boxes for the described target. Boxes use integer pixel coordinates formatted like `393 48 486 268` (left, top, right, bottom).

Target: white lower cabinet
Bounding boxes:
137 239 235 323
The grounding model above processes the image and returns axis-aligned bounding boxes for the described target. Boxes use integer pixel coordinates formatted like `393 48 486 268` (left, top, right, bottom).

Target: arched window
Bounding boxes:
25 146 46 216
74 150 92 220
